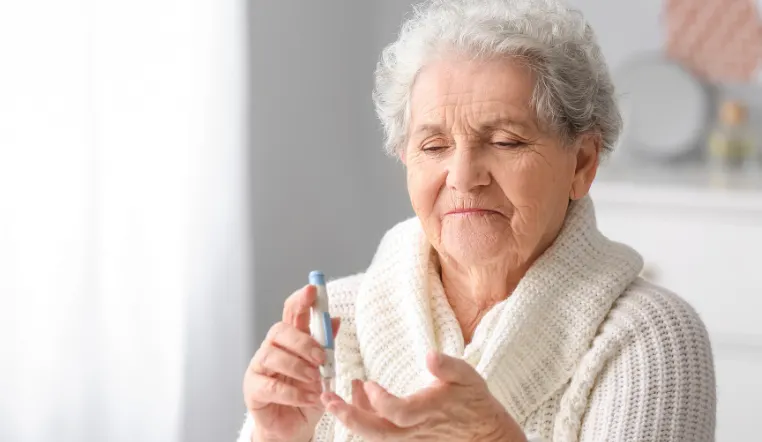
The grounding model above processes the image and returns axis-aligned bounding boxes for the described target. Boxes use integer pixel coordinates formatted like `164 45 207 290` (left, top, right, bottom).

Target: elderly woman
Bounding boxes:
239 0 716 441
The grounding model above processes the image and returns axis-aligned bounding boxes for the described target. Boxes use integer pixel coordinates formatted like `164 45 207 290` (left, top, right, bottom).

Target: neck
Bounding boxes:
436 214 568 343
439 258 527 343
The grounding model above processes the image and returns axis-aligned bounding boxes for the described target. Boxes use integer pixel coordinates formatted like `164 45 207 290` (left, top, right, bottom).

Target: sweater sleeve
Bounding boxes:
236 274 365 442
236 412 255 442
578 284 717 441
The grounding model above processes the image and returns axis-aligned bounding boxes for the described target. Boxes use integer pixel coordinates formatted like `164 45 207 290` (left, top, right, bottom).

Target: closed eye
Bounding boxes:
493 141 524 148
422 145 448 152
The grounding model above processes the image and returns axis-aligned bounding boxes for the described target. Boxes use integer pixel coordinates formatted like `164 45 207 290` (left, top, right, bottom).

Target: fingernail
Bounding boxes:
311 348 325 364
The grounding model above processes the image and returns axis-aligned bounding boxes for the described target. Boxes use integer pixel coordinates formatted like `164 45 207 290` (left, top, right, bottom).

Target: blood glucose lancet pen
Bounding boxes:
308 270 335 392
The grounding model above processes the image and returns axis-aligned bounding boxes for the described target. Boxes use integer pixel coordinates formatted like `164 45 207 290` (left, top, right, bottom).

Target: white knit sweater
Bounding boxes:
239 197 716 442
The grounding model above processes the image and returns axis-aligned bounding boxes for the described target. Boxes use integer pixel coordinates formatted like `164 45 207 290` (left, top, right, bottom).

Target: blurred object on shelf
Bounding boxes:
664 0 762 84
613 53 712 165
707 100 757 186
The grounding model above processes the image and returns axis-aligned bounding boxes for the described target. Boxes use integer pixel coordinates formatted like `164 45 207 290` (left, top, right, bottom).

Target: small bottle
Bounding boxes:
706 101 755 178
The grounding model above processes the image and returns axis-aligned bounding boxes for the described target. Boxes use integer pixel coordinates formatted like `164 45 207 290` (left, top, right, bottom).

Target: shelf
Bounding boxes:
591 165 762 213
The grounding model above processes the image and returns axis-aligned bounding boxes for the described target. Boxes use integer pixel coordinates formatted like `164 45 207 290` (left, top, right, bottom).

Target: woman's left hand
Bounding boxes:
321 352 527 442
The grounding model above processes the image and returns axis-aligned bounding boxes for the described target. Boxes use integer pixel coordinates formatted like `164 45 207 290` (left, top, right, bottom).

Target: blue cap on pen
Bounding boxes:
309 270 325 286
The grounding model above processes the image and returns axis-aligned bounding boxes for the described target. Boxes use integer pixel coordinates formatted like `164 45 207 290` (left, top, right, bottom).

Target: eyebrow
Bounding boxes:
411 117 532 138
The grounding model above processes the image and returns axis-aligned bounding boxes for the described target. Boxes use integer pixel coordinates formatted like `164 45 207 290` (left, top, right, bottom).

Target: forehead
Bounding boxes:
409 57 537 126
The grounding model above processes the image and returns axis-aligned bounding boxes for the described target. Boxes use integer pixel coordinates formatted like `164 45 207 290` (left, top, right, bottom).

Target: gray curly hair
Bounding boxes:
372 0 622 156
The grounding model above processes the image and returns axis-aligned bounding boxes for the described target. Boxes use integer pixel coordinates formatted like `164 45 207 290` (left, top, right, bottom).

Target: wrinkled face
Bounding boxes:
403 56 598 269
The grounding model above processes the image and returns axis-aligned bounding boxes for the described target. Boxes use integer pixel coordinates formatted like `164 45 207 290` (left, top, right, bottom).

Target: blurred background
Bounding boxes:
1 0 760 441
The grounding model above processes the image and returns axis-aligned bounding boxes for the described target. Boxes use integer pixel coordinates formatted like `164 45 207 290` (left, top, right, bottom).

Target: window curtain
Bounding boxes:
0 1 252 441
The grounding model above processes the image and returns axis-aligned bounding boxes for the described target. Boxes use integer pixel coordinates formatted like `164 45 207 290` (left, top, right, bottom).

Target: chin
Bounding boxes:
439 225 510 265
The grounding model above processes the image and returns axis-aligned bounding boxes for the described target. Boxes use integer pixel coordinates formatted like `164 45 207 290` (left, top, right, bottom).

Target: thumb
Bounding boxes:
426 352 483 386
331 317 341 339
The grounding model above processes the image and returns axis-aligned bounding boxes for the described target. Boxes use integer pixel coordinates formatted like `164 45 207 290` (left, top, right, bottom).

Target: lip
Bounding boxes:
445 208 502 216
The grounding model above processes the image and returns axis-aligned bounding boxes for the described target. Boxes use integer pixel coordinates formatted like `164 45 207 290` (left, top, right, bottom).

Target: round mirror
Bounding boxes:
615 55 712 161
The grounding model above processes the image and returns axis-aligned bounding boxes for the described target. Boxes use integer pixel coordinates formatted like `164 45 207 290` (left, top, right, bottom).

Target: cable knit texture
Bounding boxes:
238 196 716 442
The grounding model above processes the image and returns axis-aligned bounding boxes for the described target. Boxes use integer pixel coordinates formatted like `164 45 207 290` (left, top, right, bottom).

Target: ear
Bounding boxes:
398 146 406 165
569 134 600 201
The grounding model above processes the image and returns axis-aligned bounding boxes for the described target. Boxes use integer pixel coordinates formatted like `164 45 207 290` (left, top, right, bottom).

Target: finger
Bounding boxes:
298 380 327 409
426 351 483 386
244 375 321 405
253 344 321 384
283 284 317 332
364 381 425 428
265 321 325 365
247 373 321 409
322 392 402 439
331 317 341 338
351 379 373 411
294 379 324 395
321 391 343 405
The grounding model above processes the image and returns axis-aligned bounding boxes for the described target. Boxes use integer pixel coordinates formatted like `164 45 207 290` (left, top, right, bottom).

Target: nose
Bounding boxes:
445 144 491 193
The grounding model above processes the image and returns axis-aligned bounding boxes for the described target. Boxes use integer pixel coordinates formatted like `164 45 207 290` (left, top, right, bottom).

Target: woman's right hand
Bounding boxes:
243 285 340 442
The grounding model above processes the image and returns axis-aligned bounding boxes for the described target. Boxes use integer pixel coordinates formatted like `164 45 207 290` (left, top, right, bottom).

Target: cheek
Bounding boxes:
494 152 574 230
406 158 445 222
